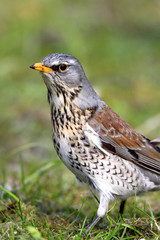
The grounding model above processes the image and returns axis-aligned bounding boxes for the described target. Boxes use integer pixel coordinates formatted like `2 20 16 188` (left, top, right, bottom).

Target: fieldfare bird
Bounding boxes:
30 53 160 233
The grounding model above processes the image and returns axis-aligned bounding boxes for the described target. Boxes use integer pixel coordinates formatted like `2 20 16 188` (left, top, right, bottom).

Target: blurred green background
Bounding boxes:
0 0 160 238
0 0 160 214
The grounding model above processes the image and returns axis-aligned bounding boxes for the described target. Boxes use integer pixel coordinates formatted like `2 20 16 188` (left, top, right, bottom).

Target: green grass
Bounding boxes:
1 145 160 239
0 0 160 239
1 184 160 239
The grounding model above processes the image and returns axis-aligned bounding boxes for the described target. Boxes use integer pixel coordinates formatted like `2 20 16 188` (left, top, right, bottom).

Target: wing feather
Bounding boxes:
88 105 160 174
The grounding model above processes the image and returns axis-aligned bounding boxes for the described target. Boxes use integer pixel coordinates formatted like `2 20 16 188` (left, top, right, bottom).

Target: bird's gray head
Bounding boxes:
30 53 102 109
41 53 85 89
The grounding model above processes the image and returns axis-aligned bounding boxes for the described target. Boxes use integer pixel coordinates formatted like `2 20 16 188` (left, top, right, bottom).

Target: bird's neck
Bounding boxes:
47 84 82 108
48 87 97 135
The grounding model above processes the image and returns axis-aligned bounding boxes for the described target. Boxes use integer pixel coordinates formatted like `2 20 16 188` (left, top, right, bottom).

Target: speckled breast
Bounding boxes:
50 102 102 181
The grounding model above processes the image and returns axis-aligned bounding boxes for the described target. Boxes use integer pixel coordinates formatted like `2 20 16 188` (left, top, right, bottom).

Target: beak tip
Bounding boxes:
30 64 35 69
29 62 50 73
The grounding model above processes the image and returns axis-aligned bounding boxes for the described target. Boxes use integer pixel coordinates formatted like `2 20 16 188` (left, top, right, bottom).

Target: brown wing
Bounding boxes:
88 105 160 174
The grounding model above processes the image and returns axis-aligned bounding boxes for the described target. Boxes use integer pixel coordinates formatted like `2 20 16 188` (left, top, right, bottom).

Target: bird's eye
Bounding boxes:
59 64 68 72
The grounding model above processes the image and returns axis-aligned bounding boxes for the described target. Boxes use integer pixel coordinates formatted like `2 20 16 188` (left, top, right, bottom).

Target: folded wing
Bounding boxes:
88 105 160 174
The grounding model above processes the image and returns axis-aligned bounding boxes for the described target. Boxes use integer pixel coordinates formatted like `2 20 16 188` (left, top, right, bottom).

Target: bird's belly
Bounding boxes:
88 156 160 200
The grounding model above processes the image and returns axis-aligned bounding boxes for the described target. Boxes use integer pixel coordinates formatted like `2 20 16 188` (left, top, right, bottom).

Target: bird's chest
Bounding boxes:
50 103 100 181
51 104 87 173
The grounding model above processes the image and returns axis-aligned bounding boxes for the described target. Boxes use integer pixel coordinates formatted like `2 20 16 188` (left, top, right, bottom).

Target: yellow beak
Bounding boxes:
30 63 53 73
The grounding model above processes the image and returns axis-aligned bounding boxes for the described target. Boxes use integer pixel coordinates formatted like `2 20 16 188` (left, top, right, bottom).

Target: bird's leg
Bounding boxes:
85 192 108 235
85 216 102 235
119 200 126 216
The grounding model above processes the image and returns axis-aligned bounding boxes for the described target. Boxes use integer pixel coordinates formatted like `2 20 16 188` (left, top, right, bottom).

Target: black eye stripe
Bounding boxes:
50 65 59 71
